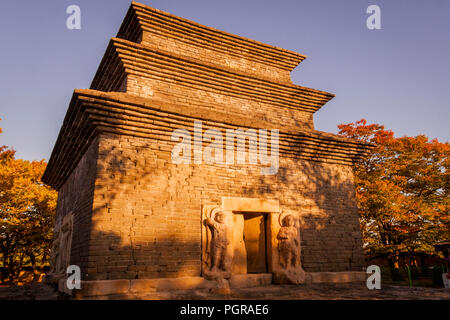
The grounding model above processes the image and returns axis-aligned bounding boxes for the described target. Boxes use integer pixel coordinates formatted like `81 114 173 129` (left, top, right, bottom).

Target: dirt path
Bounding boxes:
1 283 449 300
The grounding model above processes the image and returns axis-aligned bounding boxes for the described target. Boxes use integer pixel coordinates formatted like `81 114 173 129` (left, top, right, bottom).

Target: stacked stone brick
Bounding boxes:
43 2 373 283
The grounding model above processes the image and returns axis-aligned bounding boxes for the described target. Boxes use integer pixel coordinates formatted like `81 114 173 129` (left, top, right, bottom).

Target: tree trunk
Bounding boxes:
29 253 41 283
388 253 402 281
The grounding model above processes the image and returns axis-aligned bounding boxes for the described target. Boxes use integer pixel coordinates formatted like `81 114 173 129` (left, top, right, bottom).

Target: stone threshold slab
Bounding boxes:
306 271 366 284
59 272 365 297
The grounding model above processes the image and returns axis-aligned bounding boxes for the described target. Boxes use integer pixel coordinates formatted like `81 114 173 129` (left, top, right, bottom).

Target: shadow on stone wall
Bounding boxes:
82 133 364 283
240 159 365 272
85 135 202 281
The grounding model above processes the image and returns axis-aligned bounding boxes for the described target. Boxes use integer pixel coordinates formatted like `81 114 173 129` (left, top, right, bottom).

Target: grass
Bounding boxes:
380 266 445 288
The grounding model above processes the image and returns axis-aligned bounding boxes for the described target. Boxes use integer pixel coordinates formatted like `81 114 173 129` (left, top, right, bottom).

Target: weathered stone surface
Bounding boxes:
130 277 216 293
273 269 307 285
3 282 450 300
272 213 306 284
306 272 366 284
203 210 232 278
209 278 231 295
229 274 273 288
42 1 374 295
75 280 130 297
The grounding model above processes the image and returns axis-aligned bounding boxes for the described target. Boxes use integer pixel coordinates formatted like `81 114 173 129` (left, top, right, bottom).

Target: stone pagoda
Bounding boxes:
43 2 373 297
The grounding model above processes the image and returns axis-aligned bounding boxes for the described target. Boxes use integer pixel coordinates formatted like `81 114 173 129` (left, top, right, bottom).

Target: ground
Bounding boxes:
0 283 449 300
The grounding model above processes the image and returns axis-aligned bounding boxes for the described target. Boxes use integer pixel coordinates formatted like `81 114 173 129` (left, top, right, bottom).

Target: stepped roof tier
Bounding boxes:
43 2 372 189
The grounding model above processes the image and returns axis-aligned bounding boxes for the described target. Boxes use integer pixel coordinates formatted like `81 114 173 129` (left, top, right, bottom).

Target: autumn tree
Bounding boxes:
0 119 57 283
338 119 449 272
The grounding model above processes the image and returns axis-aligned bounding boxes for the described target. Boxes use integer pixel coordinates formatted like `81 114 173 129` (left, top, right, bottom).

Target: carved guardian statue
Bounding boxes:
274 212 305 284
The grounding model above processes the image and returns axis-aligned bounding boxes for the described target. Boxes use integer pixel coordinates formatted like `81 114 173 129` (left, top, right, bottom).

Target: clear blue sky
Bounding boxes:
0 0 449 161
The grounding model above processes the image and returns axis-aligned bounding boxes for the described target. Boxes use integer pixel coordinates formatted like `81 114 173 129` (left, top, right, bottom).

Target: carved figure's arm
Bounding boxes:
293 229 299 246
277 228 289 240
205 217 218 230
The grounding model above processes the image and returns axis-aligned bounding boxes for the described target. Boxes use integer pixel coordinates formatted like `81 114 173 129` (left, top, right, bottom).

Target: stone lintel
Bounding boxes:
221 197 280 213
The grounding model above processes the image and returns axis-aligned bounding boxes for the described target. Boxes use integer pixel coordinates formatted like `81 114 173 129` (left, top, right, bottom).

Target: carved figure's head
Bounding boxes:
285 214 295 227
215 211 225 223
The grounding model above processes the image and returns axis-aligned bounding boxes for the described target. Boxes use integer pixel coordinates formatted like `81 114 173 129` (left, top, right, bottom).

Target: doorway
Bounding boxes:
243 212 268 273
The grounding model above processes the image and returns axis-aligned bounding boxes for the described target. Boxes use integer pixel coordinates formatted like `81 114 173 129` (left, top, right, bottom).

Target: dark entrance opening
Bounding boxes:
243 212 268 273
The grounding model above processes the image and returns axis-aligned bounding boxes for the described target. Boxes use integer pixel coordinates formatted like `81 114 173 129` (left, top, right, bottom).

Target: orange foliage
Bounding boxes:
0 118 57 284
339 119 450 266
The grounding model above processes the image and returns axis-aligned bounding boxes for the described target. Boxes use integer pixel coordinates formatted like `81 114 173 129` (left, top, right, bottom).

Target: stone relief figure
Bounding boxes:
202 207 232 283
49 230 60 274
200 206 233 294
59 214 73 273
49 213 73 276
274 211 305 285
205 211 230 273
277 214 300 269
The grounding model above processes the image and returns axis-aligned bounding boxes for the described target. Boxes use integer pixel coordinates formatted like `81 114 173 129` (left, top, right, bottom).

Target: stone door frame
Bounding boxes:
201 197 282 277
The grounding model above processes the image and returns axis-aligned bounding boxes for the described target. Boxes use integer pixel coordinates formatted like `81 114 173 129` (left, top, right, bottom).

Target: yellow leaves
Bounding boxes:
0 119 59 282
339 119 449 258
0 157 57 211
0 123 58 265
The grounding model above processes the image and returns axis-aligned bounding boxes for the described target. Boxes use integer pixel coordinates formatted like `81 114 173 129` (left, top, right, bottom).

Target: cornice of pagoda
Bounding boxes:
91 37 335 114
42 89 373 190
